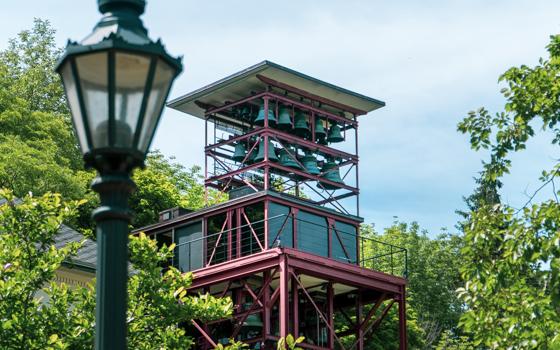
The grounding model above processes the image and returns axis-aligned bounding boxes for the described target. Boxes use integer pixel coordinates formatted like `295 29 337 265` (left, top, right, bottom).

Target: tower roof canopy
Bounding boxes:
167 60 385 119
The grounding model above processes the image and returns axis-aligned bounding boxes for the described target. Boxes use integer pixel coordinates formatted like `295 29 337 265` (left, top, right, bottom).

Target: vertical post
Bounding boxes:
354 114 359 217
227 210 233 261
236 208 242 258
292 208 298 249
355 224 360 266
310 111 316 143
356 291 364 350
292 276 299 337
279 255 290 339
263 96 270 191
263 270 271 338
92 173 135 350
203 218 208 267
327 282 334 349
264 200 269 249
327 218 334 258
204 114 209 205
399 287 408 350
264 134 270 190
264 97 269 128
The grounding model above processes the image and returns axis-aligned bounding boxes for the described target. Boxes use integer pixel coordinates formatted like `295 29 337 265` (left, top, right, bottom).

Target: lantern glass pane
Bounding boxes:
138 59 174 153
60 61 89 154
76 52 109 149
114 52 150 148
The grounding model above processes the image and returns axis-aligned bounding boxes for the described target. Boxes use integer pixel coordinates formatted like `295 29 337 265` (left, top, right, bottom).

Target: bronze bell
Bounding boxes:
254 138 278 162
254 102 276 127
314 117 327 142
327 122 344 143
301 152 321 175
318 158 344 189
232 142 247 162
294 110 310 137
278 146 301 170
277 105 292 130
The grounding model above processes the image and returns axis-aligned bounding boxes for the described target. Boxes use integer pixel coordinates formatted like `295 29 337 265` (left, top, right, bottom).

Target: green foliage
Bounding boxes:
130 151 226 228
277 334 305 350
72 151 224 231
360 222 465 348
214 339 249 350
457 34 560 349
0 20 225 233
0 191 233 349
0 18 67 116
0 190 89 349
0 19 83 204
127 232 233 349
434 331 476 350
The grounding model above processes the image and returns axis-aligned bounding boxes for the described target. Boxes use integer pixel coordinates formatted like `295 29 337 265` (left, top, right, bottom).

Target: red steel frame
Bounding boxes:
203 90 360 216
139 192 408 349
186 247 407 350
141 73 407 349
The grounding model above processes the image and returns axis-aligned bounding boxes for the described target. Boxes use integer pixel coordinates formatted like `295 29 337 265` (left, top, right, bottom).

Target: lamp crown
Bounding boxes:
98 0 145 16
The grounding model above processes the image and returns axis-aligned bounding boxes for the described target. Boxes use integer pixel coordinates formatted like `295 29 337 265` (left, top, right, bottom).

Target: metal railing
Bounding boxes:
171 214 407 278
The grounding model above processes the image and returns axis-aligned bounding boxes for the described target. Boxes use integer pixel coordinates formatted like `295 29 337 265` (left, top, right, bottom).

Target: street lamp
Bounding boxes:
55 0 182 348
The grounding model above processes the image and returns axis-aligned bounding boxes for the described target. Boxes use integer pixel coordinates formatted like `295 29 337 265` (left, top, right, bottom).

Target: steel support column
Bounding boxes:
279 255 290 339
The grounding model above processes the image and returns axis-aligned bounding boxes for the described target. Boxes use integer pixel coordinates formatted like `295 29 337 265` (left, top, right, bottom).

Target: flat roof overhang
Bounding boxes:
167 60 385 119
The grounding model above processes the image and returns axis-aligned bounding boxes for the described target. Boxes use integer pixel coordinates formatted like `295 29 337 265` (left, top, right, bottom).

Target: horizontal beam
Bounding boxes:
284 248 405 293
257 74 367 117
190 250 280 289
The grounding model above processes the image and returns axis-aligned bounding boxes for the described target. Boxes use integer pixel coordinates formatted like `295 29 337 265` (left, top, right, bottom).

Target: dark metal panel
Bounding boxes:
296 210 329 258
174 221 203 272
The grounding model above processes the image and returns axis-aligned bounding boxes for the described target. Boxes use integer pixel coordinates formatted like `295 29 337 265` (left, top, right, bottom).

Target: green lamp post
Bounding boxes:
55 0 182 348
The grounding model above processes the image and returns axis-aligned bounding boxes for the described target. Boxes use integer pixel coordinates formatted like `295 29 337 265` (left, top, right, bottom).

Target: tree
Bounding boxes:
0 21 225 232
130 151 226 228
0 190 232 349
0 18 68 116
357 222 465 349
0 19 84 201
457 34 560 349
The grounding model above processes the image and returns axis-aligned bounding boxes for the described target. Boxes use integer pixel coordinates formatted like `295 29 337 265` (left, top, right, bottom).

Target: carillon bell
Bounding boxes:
254 138 278 162
232 142 247 162
314 117 327 142
277 105 292 130
294 110 310 137
301 152 321 175
240 105 252 120
254 103 276 127
278 146 301 170
327 122 344 143
318 158 344 189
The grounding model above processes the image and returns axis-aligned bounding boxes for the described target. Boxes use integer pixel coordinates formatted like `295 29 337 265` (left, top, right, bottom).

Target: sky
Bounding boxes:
2 1 560 234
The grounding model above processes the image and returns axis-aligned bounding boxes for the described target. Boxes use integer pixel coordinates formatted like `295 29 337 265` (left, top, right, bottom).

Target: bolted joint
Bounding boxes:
91 173 136 222
98 0 146 15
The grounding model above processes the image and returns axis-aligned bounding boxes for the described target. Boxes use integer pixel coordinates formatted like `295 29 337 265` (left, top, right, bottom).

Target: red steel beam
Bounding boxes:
279 255 290 339
190 251 280 289
191 320 217 348
256 75 367 117
285 248 405 293
291 271 346 350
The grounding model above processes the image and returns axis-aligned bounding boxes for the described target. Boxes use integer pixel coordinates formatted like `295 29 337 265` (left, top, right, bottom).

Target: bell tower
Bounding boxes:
136 61 408 349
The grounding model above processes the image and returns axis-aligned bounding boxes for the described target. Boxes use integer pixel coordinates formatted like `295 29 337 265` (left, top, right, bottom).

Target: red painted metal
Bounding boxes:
142 68 408 348
291 271 346 350
241 211 264 251
192 320 217 348
256 75 367 117
279 255 289 339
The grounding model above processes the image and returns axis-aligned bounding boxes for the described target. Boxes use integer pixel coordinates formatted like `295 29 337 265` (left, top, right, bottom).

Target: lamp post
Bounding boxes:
55 0 182 348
